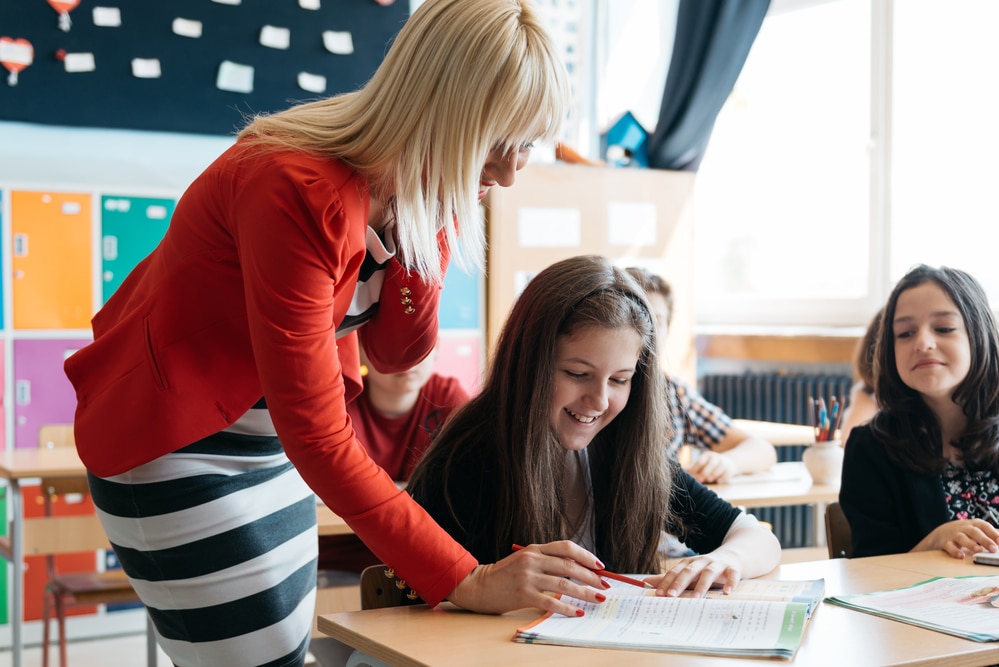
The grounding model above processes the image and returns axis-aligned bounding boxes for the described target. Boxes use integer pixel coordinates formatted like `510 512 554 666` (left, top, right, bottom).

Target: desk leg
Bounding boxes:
10 480 23 667
813 502 827 548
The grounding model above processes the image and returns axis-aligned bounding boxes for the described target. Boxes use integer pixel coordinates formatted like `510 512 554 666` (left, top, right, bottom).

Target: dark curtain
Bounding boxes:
647 0 770 172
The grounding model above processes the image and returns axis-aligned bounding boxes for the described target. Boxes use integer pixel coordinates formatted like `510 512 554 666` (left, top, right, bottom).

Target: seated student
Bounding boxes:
838 308 882 446
840 265 999 559
409 255 781 595
625 267 777 483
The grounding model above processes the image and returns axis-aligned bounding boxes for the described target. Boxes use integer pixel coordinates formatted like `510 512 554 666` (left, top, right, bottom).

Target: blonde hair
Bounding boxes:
238 0 570 284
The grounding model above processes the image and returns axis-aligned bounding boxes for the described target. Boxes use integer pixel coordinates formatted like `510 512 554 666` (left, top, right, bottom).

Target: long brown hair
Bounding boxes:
872 265 999 473
410 255 674 572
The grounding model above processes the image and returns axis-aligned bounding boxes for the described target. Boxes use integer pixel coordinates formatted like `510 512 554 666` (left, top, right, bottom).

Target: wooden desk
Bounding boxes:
732 419 820 446
0 447 107 667
318 552 999 667
707 461 839 547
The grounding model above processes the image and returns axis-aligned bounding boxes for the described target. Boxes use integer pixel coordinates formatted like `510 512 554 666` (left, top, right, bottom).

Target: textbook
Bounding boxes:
513 578 824 659
826 574 999 642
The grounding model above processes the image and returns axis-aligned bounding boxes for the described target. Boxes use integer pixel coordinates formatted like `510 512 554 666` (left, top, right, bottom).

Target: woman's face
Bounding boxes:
550 325 643 452
892 281 971 404
478 143 532 201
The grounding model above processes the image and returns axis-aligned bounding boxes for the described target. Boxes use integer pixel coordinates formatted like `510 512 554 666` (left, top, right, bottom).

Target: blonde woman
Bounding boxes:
65 2 605 665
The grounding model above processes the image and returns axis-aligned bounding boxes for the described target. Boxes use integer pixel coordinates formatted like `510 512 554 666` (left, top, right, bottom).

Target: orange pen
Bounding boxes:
511 544 654 589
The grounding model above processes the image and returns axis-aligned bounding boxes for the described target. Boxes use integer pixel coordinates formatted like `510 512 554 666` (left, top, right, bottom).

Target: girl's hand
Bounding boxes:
446 541 610 616
684 450 737 484
917 519 999 558
647 552 742 598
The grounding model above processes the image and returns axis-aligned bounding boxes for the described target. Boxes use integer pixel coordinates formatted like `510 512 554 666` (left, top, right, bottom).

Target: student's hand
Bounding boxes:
446 541 610 616
683 450 738 484
647 552 742 598
916 519 999 558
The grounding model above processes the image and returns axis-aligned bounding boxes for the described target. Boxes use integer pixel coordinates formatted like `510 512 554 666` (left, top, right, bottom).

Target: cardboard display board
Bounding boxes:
484 164 697 383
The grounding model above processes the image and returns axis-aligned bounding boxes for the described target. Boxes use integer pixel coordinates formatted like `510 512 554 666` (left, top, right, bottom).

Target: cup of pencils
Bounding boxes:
802 396 844 485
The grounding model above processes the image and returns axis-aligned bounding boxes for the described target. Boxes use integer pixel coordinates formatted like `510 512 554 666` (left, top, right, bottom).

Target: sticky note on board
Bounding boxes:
64 52 96 73
217 60 254 93
607 202 657 246
299 0 320 9
298 72 326 93
212 0 241 5
260 25 291 50
173 18 203 38
92 7 122 27
132 58 161 78
323 31 353 55
517 207 581 247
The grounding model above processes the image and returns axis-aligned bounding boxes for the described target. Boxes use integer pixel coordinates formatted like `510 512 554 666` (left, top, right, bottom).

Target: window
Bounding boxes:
693 0 999 327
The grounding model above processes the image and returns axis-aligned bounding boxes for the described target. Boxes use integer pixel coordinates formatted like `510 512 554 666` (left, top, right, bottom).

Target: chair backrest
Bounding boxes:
825 501 853 559
38 424 89 496
358 565 424 610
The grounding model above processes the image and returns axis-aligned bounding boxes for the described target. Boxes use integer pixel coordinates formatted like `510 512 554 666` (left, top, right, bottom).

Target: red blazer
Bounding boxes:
64 142 476 605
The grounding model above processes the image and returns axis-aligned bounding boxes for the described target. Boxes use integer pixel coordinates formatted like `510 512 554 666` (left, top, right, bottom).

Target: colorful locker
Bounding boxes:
11 191 93 330
13 339 90 449
434 332 482 396
0 189 4 329
101 195 174 303
439 266 482 330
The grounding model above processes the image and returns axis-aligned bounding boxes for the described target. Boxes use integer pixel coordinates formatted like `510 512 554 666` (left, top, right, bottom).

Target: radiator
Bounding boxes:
698 372 853 549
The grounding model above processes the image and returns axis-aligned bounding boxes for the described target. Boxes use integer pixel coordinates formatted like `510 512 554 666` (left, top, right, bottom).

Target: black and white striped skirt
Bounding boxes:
88 432 318 667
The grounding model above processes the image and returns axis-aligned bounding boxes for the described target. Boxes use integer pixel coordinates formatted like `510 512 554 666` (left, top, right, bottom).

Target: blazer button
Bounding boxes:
400 287 412 296
400 296 412 305
404 306 416 315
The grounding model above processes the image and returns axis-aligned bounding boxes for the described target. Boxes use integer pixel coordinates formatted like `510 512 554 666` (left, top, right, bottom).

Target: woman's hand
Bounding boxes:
646 552 742 598
446 541 610 616
684 450 737 484
915 519 999 558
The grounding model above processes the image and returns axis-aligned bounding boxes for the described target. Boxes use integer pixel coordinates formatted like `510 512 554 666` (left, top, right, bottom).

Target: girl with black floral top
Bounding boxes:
841 265 999 558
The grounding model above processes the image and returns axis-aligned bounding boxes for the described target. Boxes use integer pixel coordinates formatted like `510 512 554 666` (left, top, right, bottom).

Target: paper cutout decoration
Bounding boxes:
217 60 254 93
173 18 203 38
0 37 33 86
260 25 291 50
60 51 96 73
92 7 122 27
298 72 326 93
323 31 354 55
47 0 81 32
132 58 162 78
299 0 320 9
211 0 241 5
373 0 395 5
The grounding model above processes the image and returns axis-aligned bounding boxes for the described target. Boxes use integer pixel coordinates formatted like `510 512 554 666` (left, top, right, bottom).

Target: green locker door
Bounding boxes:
101 195 174 303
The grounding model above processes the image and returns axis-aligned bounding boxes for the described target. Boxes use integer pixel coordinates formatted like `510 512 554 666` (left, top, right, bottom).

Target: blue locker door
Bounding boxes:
101 195 174 303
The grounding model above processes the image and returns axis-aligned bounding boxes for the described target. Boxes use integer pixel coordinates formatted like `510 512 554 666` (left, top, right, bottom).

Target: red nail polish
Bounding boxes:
575 608 585 617
601 579 611 589
595 560 605 570
595 593 607 602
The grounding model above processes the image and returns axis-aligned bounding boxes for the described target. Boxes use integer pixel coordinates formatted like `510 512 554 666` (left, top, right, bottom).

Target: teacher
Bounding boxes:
64 1 606 665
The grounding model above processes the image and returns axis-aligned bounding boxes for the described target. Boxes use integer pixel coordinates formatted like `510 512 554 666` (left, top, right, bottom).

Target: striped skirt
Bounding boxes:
88 432 318 667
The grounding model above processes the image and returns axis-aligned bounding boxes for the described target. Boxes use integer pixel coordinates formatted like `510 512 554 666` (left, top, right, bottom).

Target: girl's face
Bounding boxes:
892 281 971 404
550 325 643 452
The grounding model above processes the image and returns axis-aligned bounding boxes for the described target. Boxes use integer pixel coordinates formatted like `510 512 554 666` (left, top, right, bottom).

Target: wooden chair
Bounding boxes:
344 566 425 667
37 424 157 667
824 501 853 559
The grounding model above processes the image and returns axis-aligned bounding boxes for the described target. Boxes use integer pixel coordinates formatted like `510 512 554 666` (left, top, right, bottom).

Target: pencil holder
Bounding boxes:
802 439 843 485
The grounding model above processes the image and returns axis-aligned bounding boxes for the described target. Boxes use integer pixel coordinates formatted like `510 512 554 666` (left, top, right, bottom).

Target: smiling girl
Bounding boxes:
840 265 999 558
408 255 780 598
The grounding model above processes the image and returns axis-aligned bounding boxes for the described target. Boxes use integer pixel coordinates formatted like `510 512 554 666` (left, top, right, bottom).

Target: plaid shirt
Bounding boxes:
666 377 732 456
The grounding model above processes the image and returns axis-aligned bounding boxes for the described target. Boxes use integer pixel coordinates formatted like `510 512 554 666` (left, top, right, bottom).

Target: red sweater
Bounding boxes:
63 142 476 605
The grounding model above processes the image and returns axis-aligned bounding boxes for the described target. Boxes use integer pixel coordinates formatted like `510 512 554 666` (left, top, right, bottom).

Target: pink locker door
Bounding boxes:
13 339 90 449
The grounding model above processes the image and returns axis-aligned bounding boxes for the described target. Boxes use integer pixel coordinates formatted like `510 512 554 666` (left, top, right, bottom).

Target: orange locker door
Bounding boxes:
11 191 93 330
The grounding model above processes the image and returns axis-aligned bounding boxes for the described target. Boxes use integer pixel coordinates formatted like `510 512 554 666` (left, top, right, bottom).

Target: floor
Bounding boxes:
2 633 324 667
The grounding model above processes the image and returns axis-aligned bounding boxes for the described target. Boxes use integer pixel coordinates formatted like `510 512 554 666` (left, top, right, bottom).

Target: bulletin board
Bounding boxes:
0 0 409 136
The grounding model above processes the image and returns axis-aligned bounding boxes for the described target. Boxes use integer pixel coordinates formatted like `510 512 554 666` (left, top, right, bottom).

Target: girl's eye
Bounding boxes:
936 327 956 334
565 370 585 380
519 142 535 152
610 377 631 386
895 330 912 339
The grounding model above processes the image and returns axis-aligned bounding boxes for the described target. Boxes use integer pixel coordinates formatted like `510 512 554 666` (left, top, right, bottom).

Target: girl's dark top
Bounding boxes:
840 424 952 557
409 438 741 569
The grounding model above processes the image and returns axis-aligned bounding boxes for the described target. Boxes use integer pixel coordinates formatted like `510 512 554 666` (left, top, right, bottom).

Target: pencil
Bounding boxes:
511 544 654 589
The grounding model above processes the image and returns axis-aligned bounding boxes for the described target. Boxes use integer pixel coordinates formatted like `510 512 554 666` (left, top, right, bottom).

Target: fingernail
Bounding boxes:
667 589 678 597
595 593 606 602
575 609 585 617
601 579 611 589
595 560 605 570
